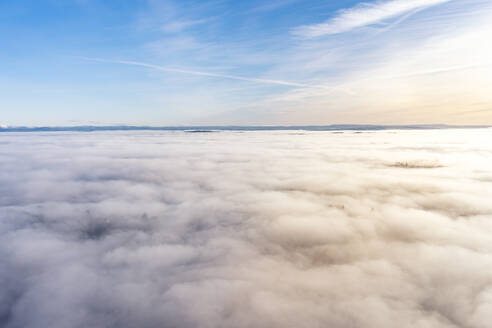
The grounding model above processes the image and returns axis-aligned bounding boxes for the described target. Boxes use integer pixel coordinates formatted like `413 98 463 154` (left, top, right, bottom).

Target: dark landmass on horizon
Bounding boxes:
0 124 490 133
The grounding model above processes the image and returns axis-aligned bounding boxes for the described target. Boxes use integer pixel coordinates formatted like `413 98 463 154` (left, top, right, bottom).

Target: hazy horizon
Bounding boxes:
1 123 490 129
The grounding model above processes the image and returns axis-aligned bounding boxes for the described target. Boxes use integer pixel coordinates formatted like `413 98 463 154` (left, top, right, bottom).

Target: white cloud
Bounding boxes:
292 0 452 38
1 129 492 327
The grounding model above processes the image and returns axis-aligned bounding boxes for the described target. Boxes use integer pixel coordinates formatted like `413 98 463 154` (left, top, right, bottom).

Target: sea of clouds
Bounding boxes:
1 129 492 328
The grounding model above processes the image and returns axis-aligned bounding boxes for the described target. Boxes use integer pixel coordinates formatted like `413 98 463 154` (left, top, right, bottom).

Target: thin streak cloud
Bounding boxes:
80 57 309 88
292 0 452 38
161 18 214 33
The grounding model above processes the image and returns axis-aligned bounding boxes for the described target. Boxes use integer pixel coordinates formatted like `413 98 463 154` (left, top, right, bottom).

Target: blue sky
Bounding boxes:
1 0 492 126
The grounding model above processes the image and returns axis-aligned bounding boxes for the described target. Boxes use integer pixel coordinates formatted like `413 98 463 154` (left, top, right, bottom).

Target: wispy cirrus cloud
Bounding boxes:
292 0 452 38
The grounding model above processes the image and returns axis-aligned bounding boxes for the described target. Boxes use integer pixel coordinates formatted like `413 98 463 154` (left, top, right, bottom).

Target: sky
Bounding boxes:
1 0 492 126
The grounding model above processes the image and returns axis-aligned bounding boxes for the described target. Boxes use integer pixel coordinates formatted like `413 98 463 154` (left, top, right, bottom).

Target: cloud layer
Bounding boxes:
1 129 492 327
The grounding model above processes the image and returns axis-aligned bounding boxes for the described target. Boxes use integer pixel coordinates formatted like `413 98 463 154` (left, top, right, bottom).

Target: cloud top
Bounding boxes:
1 129 492 328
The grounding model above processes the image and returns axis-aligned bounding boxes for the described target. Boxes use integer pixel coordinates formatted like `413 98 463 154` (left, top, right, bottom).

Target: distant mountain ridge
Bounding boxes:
0 124 489 132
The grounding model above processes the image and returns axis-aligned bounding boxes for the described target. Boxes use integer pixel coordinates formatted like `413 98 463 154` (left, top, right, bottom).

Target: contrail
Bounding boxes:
79 57 309 88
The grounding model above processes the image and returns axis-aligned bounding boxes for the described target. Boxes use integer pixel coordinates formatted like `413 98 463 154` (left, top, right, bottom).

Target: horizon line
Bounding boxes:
1 124 490 133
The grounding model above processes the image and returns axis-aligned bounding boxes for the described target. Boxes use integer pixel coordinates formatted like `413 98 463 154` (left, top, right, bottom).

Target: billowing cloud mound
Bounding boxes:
1 129 492 328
